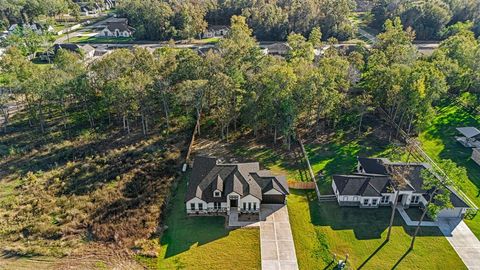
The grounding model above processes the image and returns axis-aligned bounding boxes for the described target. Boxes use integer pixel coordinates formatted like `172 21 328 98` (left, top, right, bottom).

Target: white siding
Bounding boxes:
186 197 207 214
240 195 260 212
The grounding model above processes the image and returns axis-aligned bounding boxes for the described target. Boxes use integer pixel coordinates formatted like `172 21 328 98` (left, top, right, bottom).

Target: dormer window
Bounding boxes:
214 191 221 197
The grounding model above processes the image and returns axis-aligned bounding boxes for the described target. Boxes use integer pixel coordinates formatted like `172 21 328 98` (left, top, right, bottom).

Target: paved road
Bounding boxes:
54 15 114 44
260 205 298 270
438 219 480 270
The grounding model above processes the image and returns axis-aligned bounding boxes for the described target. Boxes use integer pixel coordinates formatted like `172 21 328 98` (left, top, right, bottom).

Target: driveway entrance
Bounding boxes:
260 204 298 270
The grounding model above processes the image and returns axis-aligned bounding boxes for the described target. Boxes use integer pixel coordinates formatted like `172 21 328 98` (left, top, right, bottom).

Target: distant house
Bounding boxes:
98 19 133 38
40 43 95 61
263 42 291 56
202 25 229 39
8 23 53 35
185 156 289 215
332 157 470 219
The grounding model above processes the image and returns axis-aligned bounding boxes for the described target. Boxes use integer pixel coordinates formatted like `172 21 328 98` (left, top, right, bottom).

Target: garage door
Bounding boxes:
437 208 463 218
262 195 285 204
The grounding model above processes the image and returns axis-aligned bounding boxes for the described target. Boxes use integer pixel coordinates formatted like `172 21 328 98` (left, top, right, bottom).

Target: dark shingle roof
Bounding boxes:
354 157 470 208
358 157 389 174
186 156 289 203
333 174 391 196
106 21 132 32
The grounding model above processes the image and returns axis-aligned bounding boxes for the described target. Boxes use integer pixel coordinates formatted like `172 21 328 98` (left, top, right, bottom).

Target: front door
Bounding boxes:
230 198 238 207
397 194 404 204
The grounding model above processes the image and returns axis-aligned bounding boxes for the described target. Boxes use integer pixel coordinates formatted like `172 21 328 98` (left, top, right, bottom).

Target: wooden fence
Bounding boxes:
288 181 316 190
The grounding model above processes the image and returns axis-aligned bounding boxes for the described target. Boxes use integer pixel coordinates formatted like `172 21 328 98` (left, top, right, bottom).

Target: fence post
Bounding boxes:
297 135 322 200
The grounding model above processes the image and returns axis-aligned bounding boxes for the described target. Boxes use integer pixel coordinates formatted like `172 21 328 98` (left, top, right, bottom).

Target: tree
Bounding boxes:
308 26 322 47
287 33 314 62
385 165 412 241
410 169 453 249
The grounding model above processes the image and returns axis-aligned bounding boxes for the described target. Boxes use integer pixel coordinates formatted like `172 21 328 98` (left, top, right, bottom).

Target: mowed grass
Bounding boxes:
305 134 403 194
139 176 261 270
288 190 466 270
231 131 402 189
69 35 133 44
418 101 480 238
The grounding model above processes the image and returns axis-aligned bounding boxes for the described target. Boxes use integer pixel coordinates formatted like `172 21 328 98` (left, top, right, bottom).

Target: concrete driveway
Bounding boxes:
438 219 480 270
260 205 298 270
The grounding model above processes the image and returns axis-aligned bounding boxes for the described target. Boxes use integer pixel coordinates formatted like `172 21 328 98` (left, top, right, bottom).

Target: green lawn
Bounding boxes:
69 35 133 44
418 101 480 238
288 190 466 270
138 176 261 270
231 132 402 189
305 133 403 193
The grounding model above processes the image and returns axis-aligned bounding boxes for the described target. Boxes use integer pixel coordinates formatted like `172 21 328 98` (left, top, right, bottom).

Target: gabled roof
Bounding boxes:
333 174 391 197
186 156 288 203
353 157 470 208
106 21 133 32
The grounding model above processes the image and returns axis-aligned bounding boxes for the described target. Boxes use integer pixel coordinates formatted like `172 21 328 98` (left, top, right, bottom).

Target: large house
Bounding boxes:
98 18 133 38
185 156 289 215
332 157 470 219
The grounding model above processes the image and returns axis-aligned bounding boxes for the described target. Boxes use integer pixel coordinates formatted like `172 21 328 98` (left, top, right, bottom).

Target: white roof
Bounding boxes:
456 127 480 138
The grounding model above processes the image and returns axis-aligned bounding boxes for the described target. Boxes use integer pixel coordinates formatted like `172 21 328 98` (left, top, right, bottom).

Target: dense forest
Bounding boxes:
2 16 480 153
370 0 480 40
116 0 355 41
0 0 356 41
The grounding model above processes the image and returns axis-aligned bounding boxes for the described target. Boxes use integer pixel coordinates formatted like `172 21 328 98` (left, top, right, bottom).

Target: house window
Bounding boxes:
214 202 221 209
411 195 420 204
248 202 252 210
363 199 369 205
243 202 247 210
253 203 257 210
190 203 195 210
104 31 108 36
372 199 378 205
214 191 221 197
381 195 390 203
198 203 203 210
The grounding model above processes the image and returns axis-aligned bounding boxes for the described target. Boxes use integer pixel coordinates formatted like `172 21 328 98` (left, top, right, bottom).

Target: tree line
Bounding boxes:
1 16 479 148
371 0 480 40
116 0 356 41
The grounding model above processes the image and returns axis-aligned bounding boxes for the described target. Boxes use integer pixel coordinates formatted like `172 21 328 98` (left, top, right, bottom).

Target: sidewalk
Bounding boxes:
396 207 438 227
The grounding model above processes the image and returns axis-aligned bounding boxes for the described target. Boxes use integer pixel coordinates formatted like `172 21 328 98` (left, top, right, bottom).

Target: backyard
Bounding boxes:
418 100 480 239
138 175 261 270
288 190 466 269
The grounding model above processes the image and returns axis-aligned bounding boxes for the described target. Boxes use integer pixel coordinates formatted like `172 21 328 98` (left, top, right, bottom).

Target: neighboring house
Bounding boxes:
262 42 291 56
185 156 289 215
40 43 95 61
98 19 133 38
332 157 470 219
202 25 229 39
8 23 53 35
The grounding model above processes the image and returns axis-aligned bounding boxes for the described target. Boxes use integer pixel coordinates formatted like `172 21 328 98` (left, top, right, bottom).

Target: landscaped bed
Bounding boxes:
288 190 466 270
418 101 480 239
138 175 261 270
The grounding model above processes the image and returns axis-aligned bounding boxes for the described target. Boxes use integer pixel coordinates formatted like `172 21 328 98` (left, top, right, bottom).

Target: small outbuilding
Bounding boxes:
455 127 480 147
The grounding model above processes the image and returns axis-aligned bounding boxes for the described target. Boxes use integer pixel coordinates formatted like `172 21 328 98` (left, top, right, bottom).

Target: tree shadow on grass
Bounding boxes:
299 190 444 240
